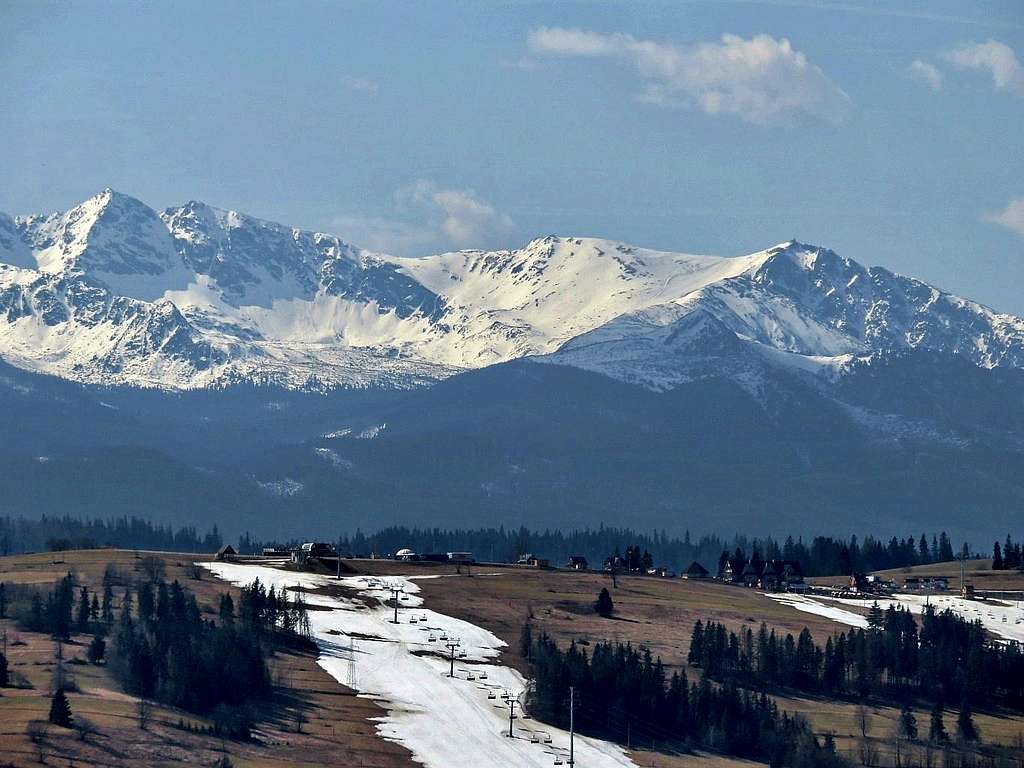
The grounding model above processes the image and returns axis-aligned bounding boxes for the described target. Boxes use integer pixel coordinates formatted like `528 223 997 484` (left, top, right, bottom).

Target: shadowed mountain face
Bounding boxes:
2 191 1024 541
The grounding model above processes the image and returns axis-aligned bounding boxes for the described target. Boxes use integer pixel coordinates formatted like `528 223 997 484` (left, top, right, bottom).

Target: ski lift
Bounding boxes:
428 634 437 642
479 672 488 679
531 734 540 743
467 673 476 681
554 759 564 766
543 735 552 744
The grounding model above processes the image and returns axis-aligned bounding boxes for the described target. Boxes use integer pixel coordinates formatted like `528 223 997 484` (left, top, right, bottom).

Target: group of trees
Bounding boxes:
106 575 311 736
327 526 977 578
689 606 1024 716
991 535 1024 571
521 628 848 767
6 562 312 740
3 517 992 579
0 515 223 555
718 533 969 581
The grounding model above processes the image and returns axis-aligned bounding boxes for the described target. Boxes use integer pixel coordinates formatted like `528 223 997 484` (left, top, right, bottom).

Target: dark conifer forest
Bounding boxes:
5 566 313 739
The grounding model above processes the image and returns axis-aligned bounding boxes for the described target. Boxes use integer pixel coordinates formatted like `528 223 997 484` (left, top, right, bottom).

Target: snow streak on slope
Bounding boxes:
203 563 637 768
2 189 1024 390
767 592 1024 644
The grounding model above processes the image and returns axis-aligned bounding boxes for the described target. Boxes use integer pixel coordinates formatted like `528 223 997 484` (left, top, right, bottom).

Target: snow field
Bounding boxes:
767 591 1024 643
203 563 637 768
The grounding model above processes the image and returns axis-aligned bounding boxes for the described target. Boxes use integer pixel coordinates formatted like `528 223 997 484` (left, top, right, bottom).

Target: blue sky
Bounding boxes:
2 0 1023 312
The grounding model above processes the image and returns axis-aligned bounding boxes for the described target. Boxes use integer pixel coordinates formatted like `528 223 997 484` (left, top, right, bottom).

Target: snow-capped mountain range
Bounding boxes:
2 188 1023 392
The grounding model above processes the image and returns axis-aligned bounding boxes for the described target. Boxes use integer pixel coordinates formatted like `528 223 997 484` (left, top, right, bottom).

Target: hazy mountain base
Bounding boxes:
2 351 1023 543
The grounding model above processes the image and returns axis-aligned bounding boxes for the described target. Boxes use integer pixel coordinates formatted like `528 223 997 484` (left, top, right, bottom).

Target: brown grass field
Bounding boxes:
355 559 1024 766
0 549 417 768
3 551 1024 767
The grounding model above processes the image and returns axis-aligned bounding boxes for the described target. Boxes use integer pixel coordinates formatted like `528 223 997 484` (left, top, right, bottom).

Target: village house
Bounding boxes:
517 554 550 568
566 556 589 571
683 561 710 579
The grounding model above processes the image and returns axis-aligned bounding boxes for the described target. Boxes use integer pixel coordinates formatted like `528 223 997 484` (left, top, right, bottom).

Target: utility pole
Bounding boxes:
501 691 518 738
568 685 576 766
389 585 403 624
446 638 461 677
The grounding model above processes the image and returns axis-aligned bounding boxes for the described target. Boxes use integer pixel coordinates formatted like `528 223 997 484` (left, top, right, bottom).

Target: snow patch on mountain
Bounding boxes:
1 192 1023 392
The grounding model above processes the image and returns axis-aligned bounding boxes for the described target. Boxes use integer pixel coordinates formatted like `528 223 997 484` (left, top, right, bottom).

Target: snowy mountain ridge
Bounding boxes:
1 189 1022 391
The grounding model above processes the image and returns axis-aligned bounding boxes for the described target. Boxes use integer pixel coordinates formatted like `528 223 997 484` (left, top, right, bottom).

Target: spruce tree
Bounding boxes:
49 689 74 727
956 698 979 743
688 621 705 665
76 586 91 632
929 700 947 743
898 702 918 739
0 650 8 687
595 587 614 617
0 582 6 618
519 622 533 659
993 542 1004 571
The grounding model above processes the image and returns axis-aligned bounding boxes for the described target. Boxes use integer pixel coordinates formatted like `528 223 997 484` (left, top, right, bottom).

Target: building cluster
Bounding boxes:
718 557 808 593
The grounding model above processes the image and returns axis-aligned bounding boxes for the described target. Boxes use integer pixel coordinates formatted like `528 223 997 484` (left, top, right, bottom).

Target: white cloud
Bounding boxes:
330 214 435 254
340 74 379 95
984 197 1024 238
944 40 1024 95
332 182 513 256
909 59 943 91
526 27 849 124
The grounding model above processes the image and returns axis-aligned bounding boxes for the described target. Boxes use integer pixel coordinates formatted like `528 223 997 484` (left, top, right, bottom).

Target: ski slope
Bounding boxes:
204 562 637 768
764 593 869 628
767 592 1024 643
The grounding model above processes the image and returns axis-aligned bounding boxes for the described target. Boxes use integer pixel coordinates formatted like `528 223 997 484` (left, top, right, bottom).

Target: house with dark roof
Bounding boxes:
759 560 804 592
682 561 710 579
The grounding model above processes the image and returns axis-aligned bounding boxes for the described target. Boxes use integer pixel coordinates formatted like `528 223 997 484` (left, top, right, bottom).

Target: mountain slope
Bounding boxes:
1 190 1023 396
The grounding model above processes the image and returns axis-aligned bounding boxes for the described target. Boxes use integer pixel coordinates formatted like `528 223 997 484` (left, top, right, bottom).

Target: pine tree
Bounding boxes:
0 582 6 619
101 583 114 624
938 532 954 562
898 702 918 739
956 698 979 743
0 650 8 687
519 622 533 659
928 700 947 743
87 636 106 664
866 601 884 631
992 542 1003 570
688 621 705 665
595 587 614 617
76 586 91 632
49 689 74 727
